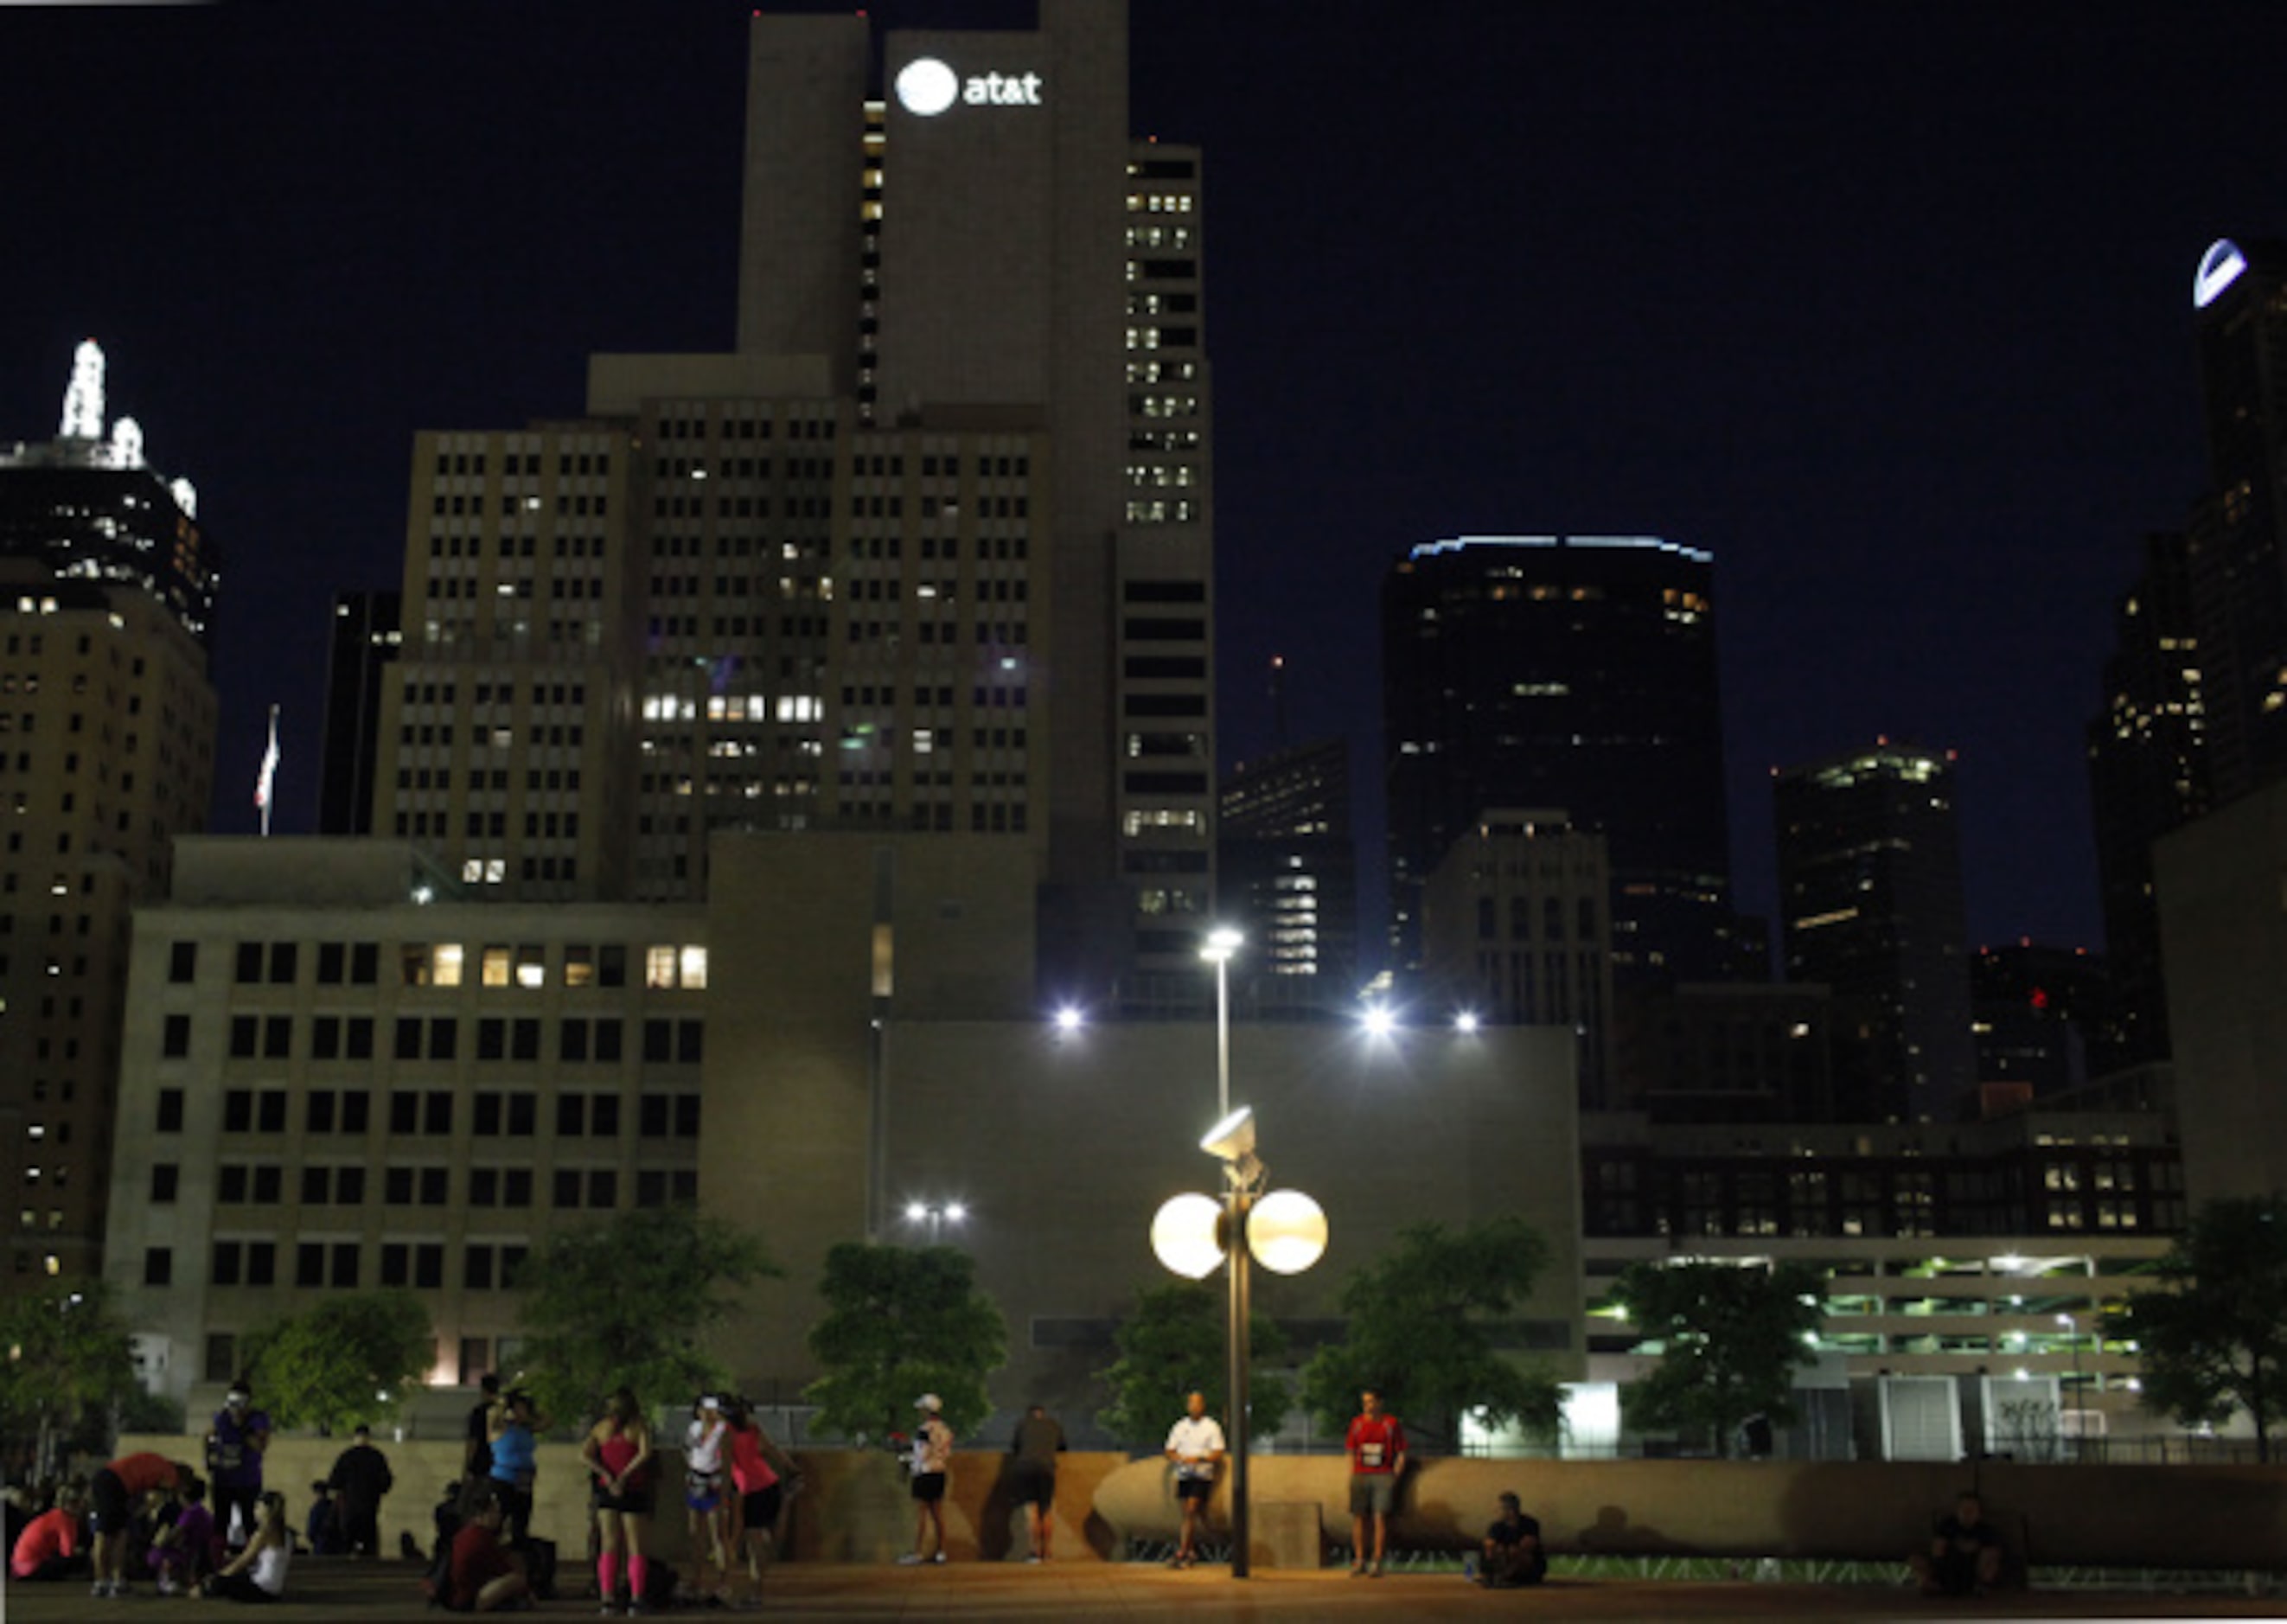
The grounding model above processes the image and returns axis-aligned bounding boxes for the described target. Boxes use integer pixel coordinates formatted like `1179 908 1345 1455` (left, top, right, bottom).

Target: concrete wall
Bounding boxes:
1091 1455 2287 1570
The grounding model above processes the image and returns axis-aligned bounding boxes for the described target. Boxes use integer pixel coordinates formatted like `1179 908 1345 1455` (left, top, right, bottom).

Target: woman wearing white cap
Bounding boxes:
898 1395 953 1565
683 1395 731 1602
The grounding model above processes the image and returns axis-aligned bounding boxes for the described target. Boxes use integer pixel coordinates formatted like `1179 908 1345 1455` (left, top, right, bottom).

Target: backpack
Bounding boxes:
642 1557 678 1608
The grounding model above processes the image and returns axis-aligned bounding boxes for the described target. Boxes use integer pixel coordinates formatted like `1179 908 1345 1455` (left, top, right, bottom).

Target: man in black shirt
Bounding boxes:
464 1376 501 1483
1911 1491 2004 1596
328 1424 395 1558
1474 1491 1547 1587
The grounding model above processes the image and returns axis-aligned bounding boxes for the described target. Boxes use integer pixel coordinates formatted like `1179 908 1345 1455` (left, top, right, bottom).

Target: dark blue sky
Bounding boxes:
6 0 2284 959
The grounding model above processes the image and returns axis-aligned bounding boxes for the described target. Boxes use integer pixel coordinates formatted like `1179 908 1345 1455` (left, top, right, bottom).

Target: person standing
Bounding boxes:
1006 1403 1066 1563
328 1424 395 1558
86 1451 193 1597
207 1381 272 1551
724 1395 798 1606
1344 1389 1406 1578
682 1395 731 1602
898 1394 953 1565
486 1389 550 1550
1161 1391 1224 1570
580 1386 655 1615
464 1373 501 1483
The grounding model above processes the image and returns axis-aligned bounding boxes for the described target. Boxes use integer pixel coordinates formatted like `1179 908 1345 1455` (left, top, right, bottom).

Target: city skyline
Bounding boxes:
7 0 2286 962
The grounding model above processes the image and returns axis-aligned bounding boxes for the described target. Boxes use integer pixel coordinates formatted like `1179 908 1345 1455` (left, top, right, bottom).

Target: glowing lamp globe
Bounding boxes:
1247 1188 1328 1275
1150 1193 1224 1279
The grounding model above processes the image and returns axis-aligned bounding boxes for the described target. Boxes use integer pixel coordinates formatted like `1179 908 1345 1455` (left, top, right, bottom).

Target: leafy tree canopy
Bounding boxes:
247 1292 436 1435
2118 1192 2287 1461
1095 1280 1289 1444
1612 1258 1824 1458
513 1206 779 1424
804 1242 1006 1442
0 1279 140 1475
1299 1216 1563 1449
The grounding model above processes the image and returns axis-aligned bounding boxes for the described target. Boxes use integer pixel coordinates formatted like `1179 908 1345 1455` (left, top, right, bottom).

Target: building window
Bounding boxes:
162 1013 191 1058
157 1089 183 1134
168 942 196 984
144 1247 172 1288
150 1164 179 1204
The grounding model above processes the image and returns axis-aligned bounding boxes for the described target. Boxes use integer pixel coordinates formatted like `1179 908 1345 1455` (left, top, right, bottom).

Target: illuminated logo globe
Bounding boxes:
896 57 960 117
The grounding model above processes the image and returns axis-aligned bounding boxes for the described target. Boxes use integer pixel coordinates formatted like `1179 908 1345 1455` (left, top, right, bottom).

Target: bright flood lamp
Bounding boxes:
1248 1188 1328 1275
1199 1105 1256 1163
1201 925 1244 964
1150 1192 1225 1280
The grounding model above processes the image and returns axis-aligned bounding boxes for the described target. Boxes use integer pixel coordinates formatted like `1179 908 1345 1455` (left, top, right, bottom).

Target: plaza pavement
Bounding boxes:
8 1559 2282 1622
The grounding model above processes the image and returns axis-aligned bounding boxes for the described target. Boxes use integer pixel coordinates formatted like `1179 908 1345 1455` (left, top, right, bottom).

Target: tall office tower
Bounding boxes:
1419 809 1614 1103
317 591 401 836
2184 238 2287 805
1383 535 1736 989
2084 532 2207 1069
1773 742 1976 1123
1969 942 2101 1106
1217 736 1358 1003
0 342 217 1286
376 3 1214 1002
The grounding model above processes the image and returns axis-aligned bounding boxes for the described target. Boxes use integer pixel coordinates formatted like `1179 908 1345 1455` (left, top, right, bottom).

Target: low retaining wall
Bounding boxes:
1090 1456 2287 1570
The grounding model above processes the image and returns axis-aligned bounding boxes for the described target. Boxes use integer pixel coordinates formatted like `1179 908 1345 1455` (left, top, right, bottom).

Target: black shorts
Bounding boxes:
90 1468 132 1532
1175 1477 1213 1503
910 1472 946 1504
1011 1462 1055 1507
592 1482 655 1517
741 1486 783 1529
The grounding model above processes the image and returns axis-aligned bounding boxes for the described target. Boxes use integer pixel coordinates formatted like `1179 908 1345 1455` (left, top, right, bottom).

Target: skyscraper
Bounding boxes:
1217 736 1358 1002
372 1 1214 1003
2184 237 2287 805
1382 534 1736 989
1773 742 1975 1123
2084 532 2207 1069
0 342 217 1287
317 590 400 836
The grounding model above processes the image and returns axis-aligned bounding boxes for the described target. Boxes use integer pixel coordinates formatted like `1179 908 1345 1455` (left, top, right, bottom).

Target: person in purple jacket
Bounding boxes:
206 1381 272 1550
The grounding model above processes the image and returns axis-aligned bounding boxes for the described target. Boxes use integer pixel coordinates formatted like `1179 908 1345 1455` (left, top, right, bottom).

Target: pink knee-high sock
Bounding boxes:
627 1553 649 1598
598 1551 620 1599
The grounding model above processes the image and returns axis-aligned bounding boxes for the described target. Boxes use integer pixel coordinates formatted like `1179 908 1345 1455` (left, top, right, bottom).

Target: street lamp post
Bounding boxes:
904 1200 967 1245
1151 1108 1327 1582
1201 927 1243 1119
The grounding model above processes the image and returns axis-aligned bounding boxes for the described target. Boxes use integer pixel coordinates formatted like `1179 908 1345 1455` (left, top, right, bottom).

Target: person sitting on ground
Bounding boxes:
305 1479 345 1556
1909 1490 2005 1597
1475 1491 1547 1588
146 1477 217 1595
11 1486 89 1582
447 1482 532 1613
197 1489 292 1602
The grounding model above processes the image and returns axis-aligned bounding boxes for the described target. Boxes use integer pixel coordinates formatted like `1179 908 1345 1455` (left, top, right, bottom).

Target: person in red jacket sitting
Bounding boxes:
449 1483 532 1613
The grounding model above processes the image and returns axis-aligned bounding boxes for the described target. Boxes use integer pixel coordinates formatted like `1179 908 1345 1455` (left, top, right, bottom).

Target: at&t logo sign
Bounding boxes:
895 56 1044 116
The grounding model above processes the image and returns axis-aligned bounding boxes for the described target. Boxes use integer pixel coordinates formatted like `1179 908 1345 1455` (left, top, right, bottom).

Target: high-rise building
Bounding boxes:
373 2 1214 1004
1383 534 1737 988
317 591 400 836
1217 736 1358 1003
2084 532 2207 1070
1418 808 1613 1103
0 342 217 1287
2184 238 2287 805
1773 742 1975 1123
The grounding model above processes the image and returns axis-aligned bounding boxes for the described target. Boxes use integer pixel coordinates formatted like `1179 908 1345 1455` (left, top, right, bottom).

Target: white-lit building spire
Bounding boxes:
61 338 105 440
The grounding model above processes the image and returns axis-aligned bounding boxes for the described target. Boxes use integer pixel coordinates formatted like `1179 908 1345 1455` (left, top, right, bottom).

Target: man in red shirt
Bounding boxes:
448 1485 532 1612
88 1452 194 1597
1344 1389 1406 1578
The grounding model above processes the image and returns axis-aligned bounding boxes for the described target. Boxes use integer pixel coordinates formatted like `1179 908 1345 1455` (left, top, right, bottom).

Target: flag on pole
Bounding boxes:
255 705 279 833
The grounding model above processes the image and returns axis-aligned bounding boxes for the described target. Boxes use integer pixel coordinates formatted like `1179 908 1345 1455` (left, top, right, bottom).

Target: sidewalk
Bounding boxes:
10 1559 2279 1622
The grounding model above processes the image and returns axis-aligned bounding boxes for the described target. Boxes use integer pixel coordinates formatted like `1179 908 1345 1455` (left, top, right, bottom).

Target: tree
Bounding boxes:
2118 1192 2287 1461
513 1206 779 1423
0 1280 140 1476
246 1292 436 1435
1611 1259 1824 1458
805 1243 1006 1442
1299 1217 1564 1449
1094 1281 1291 1443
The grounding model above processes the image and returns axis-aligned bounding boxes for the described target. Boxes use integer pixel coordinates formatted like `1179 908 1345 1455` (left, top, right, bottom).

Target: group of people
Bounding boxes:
8 1449 291 1601
893 1394 1069 1566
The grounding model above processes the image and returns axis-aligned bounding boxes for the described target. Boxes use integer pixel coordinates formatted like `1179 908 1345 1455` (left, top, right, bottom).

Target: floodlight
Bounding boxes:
1199 1106 1256 1163
1053 1007 1084 1033
1200 926 1244 965
1150 1193 1224 1280
1454 1011 1480 1034
904 1201 928 1222
1362 1006 1396 1037
945 1203 968 1224
1248 1189 1328 1275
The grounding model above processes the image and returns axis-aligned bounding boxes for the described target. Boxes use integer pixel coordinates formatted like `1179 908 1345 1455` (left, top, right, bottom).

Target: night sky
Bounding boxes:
7 0 2284 965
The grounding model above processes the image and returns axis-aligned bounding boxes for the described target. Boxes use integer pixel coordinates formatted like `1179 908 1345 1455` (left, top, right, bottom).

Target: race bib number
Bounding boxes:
1360 1442 1384 1467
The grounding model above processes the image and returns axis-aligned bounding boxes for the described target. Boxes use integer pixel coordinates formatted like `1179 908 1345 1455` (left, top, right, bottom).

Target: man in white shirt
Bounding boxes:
1161 1391 1225 1569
